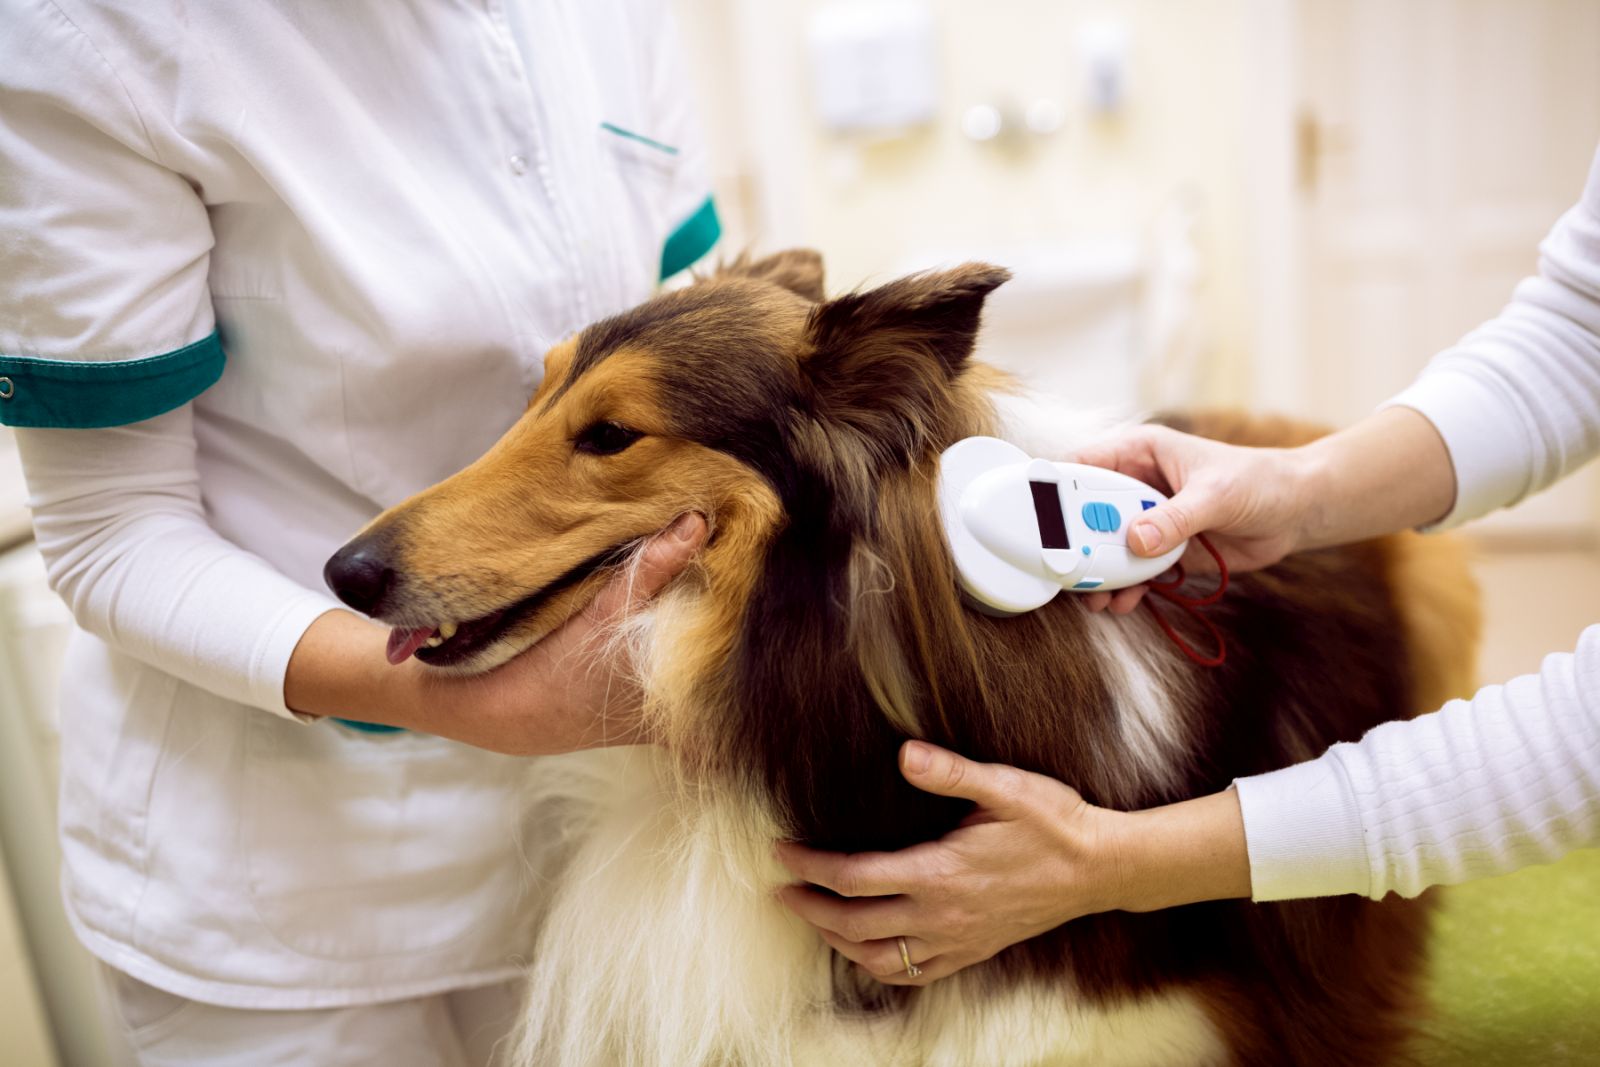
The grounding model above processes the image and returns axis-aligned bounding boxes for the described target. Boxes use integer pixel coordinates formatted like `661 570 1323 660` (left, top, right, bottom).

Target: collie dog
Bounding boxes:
328 253 1479 1066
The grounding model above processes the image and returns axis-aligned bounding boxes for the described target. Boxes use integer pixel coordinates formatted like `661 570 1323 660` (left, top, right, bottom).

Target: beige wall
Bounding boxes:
677 0 1259 404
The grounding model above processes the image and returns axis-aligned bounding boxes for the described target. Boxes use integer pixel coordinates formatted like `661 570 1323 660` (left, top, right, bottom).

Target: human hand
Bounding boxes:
775 741 1123 986
400 512 708 754
1070 426 1312 614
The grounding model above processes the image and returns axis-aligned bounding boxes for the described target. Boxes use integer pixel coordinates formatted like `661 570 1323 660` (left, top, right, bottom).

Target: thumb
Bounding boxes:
900 741 1025 812
588 513 708 618
1126 489 1213 558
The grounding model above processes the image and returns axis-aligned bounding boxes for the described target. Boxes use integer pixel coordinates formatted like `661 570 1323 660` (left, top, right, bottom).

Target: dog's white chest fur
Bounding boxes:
510 747 1225 1067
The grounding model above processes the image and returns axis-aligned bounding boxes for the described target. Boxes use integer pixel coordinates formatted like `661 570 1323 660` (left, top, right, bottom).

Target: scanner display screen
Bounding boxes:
1028 480 1071 550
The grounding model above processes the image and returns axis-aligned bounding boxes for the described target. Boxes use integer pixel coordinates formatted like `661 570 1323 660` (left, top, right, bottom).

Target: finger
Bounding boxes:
777 885 914 944
1082 590 1112 613
636 511 709 586
587 513 708 619
815 929 938 981
899 741 1030 814
1107 585 1147 614
855 950 961 987
1126 487 1217 559
774 840 934 898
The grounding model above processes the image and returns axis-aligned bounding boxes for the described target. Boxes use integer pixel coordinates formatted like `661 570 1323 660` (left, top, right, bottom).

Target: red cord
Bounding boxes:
1141 534 1229 667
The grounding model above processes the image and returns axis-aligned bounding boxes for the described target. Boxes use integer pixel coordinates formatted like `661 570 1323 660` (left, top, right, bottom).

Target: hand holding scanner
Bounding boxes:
937 436 1187 616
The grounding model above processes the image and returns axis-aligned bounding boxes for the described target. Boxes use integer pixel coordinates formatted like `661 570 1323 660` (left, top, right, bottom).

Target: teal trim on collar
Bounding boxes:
332 718 408 734
0 332 226 429
599 121 679 156
660 196 721 281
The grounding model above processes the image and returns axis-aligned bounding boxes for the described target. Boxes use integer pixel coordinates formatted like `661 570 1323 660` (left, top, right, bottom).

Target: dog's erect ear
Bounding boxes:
714 249 826 302
801 263 1010 454
807 263 1009 380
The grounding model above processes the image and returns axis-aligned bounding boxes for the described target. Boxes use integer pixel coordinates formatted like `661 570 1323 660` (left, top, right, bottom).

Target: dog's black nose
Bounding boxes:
324 544 395 615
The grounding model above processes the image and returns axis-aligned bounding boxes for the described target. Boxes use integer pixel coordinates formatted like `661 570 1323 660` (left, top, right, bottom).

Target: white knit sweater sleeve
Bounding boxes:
1235 628 1600 900
15 409 343 721
1233 145 1600 902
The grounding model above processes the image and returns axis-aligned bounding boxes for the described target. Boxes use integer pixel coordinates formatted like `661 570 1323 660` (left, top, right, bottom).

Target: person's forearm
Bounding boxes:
1290 406 1456 552
1102 788 1252 912
283 608 431 726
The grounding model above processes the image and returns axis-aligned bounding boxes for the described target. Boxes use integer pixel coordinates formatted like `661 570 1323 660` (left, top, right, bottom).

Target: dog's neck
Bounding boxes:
720 441 1147 852
650 377 1185 853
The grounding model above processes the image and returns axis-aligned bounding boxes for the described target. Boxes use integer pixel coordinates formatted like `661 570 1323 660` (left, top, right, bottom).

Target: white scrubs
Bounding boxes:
0 0 718 1020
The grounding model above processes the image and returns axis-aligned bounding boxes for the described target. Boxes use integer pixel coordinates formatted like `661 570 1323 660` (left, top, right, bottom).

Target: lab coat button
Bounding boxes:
509 154 528 175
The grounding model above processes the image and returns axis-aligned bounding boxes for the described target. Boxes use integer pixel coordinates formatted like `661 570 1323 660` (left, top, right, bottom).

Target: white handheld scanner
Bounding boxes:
937 436 1188 616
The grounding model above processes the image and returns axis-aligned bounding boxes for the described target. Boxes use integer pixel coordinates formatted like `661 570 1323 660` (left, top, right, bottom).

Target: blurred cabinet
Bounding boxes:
1297 0 1600 537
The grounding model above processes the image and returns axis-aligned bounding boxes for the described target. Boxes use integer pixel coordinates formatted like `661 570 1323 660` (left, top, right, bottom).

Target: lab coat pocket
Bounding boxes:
595 121 685 276
597 121 683 187
243 715 527 961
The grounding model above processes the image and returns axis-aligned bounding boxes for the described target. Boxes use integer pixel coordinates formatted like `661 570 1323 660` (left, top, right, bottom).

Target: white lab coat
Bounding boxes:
0 0 718 1007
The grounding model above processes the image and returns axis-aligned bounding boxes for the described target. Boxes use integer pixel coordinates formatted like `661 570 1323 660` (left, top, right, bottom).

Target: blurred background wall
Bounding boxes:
680 0 1256 410
3 2 1599 1064
676 0 1600 533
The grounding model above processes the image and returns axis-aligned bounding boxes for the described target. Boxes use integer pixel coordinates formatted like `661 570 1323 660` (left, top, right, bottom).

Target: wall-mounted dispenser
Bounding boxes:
1078 20 1130 115
807 1 938 135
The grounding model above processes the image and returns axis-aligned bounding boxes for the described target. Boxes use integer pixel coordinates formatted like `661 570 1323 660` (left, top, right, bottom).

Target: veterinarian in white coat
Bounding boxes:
781 145 1600 983
0 2 712 1062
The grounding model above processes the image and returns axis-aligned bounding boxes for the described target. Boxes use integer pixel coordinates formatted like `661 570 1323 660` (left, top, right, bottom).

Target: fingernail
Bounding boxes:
903 741 932 774
1131 522 1161 554
668 513 698 543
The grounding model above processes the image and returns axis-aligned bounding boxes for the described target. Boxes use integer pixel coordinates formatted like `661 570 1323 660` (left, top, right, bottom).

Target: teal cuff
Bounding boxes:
0 332 226 429
660 196 721 281
332 718 408 735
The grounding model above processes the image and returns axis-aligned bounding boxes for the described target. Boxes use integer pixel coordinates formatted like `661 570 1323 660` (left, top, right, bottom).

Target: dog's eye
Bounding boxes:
574 421 643 456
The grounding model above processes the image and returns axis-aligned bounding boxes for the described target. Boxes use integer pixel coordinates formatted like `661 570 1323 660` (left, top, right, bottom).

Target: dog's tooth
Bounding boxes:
439 621 458 640
424 635 444 648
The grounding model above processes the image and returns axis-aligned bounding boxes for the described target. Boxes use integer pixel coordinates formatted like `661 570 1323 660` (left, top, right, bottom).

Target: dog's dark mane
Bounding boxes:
630 266 1413 855
577 258 1441 1062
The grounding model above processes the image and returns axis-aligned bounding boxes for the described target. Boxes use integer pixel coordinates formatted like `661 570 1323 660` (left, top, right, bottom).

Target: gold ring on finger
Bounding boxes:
897 936 922 979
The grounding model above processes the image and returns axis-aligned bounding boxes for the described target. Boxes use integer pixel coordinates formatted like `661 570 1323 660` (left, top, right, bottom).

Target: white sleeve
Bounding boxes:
1233 624 1600 902
15 409 342 721
1386 146 1600 530
1 1 223 423
4 6 343 719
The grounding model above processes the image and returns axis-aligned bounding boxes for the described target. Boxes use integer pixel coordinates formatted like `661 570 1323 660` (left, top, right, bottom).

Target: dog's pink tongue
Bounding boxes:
385 626 434 665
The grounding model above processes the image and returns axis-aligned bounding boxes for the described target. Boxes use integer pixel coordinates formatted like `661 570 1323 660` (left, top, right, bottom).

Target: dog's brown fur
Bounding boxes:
331 251 1480 1065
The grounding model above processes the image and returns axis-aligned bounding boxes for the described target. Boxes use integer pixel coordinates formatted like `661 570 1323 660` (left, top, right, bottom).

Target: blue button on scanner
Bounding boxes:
1073 579 1104 589
1141 500 1157 511
1081 501 1121 533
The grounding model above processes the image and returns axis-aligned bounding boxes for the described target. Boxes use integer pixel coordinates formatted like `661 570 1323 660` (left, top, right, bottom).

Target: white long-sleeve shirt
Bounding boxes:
1234 147 1600 902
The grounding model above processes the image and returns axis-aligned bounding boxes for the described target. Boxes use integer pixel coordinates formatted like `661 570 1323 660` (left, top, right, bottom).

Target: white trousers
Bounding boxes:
106 967 522 1067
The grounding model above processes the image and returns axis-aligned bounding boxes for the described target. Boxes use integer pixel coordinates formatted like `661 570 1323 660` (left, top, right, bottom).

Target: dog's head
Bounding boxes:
324 251 1008 674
